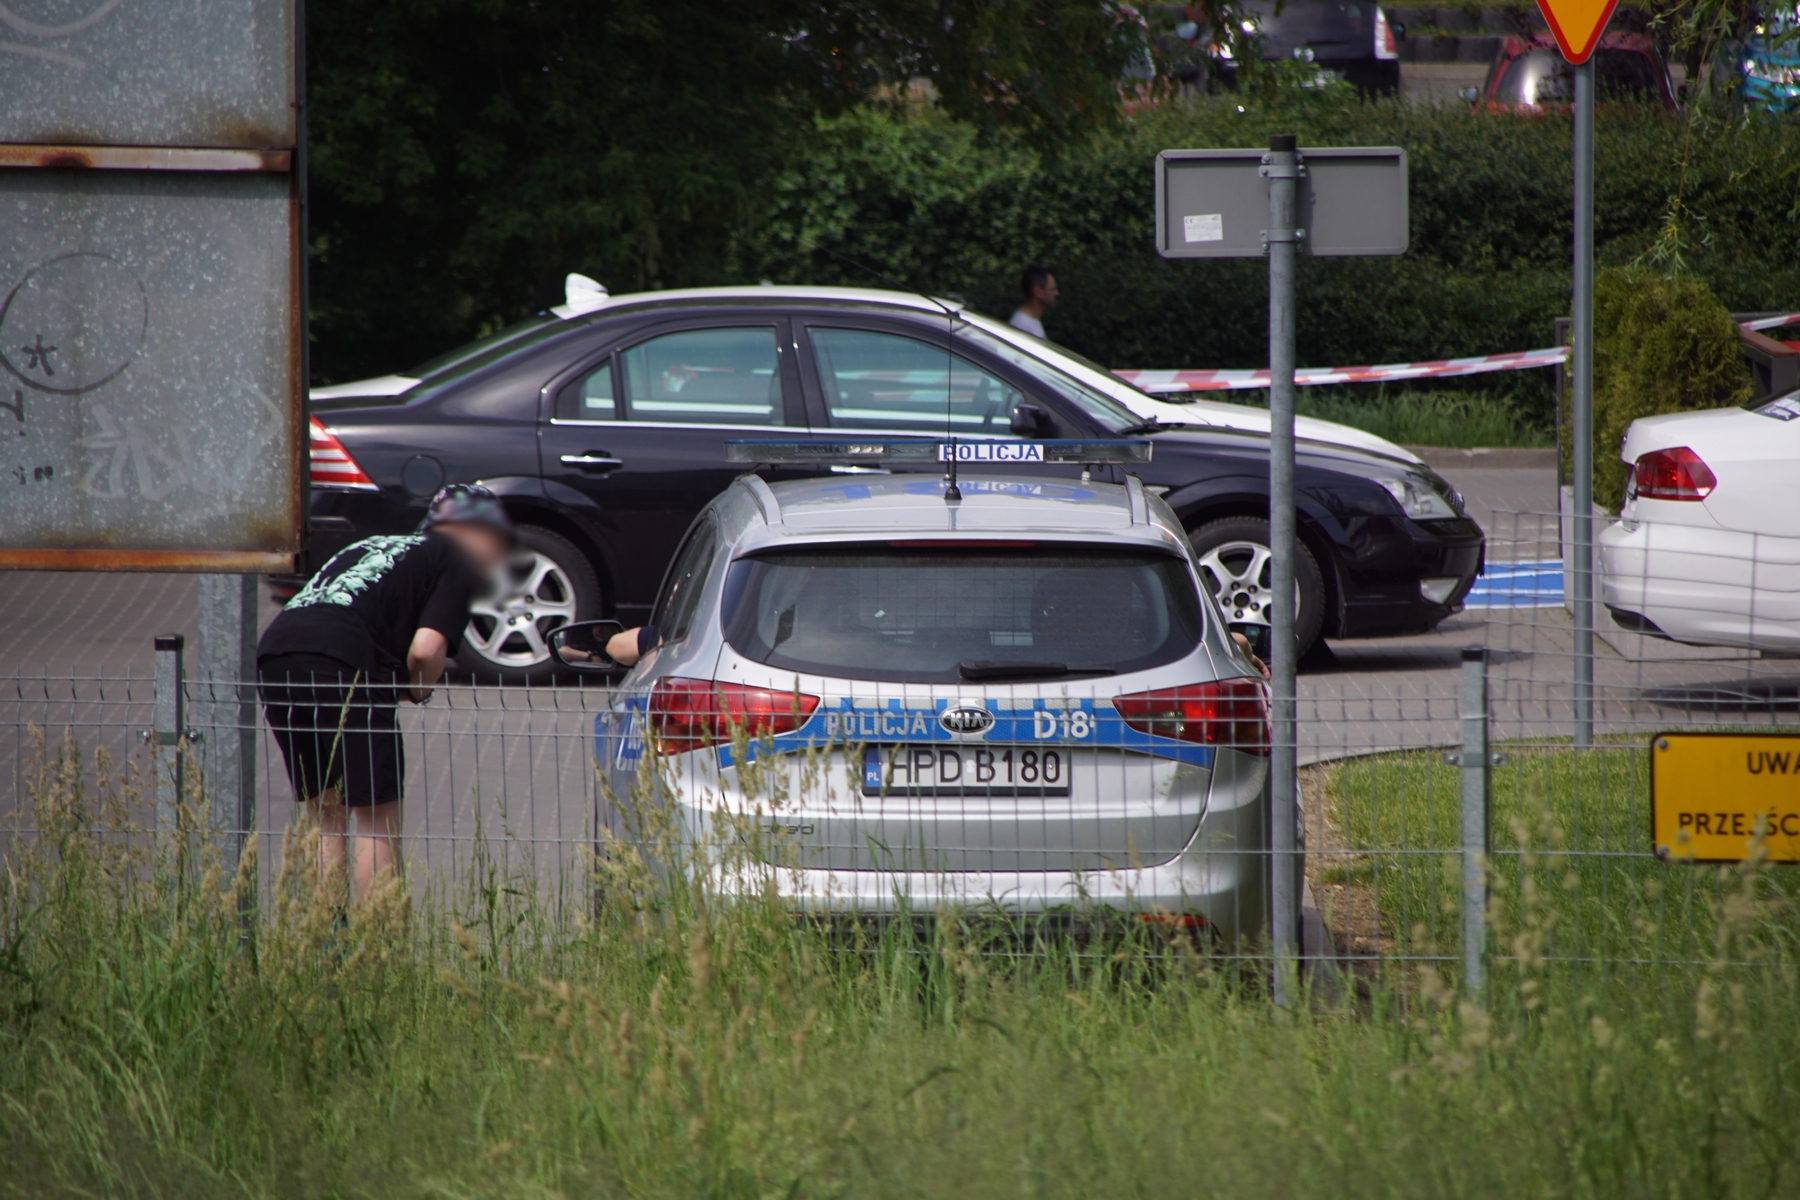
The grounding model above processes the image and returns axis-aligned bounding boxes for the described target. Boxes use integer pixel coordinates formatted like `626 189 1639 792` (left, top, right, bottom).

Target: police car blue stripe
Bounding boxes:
595 696 1219 771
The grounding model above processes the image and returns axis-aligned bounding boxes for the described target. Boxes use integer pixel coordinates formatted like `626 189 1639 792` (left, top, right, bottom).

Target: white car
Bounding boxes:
1599 394 1800 650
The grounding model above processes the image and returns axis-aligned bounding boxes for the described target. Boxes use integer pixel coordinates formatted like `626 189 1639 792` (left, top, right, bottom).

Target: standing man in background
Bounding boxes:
1009 264 1059 339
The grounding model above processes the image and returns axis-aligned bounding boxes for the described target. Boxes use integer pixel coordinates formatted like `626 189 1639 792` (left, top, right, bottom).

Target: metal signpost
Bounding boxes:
0 1 305 868
1156 142 1408 1001
1534 0 1620 750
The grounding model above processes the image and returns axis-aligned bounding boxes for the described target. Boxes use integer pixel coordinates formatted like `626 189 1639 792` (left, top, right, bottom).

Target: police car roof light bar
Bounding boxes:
723 439 1154 466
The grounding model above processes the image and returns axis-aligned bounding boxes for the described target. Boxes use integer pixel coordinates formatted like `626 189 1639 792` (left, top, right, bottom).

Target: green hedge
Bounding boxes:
1577 268 1751 511
729 99 1800 426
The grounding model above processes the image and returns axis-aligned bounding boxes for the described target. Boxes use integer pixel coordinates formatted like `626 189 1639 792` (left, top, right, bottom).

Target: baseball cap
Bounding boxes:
420 483 515 542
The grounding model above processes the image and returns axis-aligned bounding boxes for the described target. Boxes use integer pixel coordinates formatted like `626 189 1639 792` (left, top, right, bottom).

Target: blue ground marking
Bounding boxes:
1464 560 1565 608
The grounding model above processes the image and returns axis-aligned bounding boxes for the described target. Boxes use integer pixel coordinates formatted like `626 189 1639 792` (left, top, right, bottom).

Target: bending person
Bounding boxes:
257 485 512 899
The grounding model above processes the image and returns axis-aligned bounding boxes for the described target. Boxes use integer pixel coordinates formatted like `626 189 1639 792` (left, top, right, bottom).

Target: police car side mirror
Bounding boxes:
1010 403 1054 437
550 620 627 673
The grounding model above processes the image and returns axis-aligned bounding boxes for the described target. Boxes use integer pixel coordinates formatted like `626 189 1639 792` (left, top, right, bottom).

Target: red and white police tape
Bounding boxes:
1113 346 1569 393
1113 314 1800 394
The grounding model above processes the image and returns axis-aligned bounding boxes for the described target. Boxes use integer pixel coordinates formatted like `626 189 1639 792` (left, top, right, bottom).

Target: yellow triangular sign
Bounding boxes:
1535 0 1620 64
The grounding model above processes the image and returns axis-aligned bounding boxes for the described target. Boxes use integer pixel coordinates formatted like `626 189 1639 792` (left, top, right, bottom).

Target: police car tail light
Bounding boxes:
310 417 379 491
1634 447 1715 501
1113 680 1270 755
647 677 821 756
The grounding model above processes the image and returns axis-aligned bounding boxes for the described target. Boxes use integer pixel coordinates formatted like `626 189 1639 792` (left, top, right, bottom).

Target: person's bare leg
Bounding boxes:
353 800 403 895
304 788 348 884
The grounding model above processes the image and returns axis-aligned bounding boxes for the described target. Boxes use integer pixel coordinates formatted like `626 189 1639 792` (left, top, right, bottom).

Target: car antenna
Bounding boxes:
804 242 963 502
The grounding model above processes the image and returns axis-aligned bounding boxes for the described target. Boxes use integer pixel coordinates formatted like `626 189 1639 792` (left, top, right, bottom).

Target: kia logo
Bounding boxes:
939 704 995 736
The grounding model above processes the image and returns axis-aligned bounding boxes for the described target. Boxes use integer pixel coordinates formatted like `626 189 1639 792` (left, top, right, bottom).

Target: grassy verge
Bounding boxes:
1307 742 1800 962
1217 386 1552 448
5 736 1800 1197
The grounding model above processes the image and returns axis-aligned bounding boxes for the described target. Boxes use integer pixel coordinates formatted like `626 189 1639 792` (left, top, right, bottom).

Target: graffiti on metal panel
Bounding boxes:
76 403 188 500
0 253 147 395
0 251 194 501
0 0 124 69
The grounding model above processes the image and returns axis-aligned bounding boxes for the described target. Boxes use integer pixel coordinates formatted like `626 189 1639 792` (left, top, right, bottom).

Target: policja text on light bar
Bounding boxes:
723 439 1153 465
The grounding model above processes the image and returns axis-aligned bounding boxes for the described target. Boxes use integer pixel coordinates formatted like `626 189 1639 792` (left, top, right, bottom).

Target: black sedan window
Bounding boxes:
809 327 1020 433
620 327 784 425
400 316 577 408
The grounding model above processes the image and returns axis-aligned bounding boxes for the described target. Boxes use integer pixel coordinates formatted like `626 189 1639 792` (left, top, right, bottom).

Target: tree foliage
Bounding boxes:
306 0 1148 380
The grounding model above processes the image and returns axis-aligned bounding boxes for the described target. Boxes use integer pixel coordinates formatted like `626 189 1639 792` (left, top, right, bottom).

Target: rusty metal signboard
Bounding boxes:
0 0 295 148
0 1 301 572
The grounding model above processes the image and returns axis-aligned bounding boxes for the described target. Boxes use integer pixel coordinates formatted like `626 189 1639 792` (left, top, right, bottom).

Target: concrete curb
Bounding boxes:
1406 446 1557 470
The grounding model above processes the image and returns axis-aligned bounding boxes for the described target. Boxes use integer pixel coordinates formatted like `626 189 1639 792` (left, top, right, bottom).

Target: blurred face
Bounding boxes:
1032 274 1059 310
437 522 512 574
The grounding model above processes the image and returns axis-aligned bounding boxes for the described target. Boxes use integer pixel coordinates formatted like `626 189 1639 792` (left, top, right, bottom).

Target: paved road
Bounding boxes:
5 460 1792 897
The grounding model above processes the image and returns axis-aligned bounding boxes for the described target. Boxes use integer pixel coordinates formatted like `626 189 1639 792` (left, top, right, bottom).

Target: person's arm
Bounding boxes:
407 627 450 702
1230 631 1271 682
605 625 660 668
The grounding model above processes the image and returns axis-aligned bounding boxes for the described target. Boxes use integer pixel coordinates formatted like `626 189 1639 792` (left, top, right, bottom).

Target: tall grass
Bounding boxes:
5 731 1800 1197
1224 386 1551 448
1306 743 1800 965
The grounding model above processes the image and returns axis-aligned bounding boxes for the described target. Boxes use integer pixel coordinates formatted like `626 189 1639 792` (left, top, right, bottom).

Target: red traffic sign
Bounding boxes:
1535 0 1620 64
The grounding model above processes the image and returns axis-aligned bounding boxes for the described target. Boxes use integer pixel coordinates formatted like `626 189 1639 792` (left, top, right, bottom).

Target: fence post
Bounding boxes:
1458 647 1490 994
1264 131 1302 1006
197 574 258 872
153 634 186 838
1570 57 1596 749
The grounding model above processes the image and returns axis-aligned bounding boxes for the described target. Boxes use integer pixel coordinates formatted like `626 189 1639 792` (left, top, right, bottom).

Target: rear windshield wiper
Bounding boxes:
958 660 1117 681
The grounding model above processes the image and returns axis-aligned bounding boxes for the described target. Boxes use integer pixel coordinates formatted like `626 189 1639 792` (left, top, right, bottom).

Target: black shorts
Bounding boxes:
258 653 405 808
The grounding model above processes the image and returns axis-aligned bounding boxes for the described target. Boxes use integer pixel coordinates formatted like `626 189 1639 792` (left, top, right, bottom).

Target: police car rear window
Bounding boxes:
720 544 1202 685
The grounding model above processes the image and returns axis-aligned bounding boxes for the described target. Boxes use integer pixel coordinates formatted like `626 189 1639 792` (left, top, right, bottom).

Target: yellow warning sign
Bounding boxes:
1534 0 1620 64
1652 734 1800 863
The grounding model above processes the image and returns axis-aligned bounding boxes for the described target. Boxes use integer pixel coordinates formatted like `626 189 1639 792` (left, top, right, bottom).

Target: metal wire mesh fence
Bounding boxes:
3 508 1796 974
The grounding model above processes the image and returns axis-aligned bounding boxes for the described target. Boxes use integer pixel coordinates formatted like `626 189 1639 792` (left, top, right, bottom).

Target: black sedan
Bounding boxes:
296 283 1484 681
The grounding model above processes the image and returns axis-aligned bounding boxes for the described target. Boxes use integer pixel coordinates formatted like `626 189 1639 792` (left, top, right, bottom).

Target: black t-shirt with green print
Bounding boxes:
258 532 479 674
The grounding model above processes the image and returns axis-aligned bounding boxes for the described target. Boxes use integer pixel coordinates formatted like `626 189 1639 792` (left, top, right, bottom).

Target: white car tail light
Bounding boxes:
1374 6 1399 59
1633 446 1716 501
310 416 379 491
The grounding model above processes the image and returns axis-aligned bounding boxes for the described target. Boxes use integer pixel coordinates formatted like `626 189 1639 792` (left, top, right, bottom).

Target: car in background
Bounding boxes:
1161 1 1404 96
1726 7 1800 117
554 471 1272 938
300 281 1483 681
1460 33 1676 111
1599 394 1800 650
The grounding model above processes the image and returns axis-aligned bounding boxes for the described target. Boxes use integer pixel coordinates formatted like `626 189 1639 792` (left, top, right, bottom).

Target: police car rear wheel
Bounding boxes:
458 526 601 683
1189 516 1325 658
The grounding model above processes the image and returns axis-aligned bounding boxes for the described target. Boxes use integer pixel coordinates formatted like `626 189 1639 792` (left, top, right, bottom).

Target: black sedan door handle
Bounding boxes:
560 452 624 473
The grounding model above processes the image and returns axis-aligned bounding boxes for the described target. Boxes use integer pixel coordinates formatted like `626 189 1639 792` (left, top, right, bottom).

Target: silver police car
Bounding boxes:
556 463 1271 942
